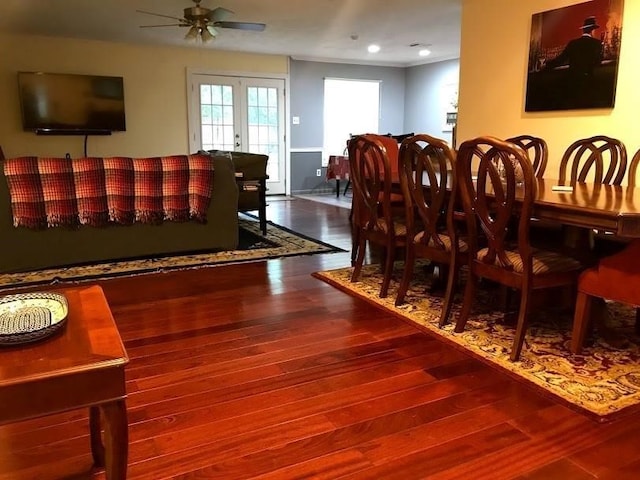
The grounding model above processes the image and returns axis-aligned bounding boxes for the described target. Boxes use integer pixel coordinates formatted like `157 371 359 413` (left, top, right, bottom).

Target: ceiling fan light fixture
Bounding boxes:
185 25 199 41
138 1 265 44
200 26 215 42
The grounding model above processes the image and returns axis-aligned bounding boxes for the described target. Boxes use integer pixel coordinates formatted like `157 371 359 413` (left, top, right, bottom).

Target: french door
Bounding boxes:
188 74 286 194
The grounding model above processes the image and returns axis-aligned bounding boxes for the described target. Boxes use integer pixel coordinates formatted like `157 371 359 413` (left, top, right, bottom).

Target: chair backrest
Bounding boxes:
628 148 640 189
349 134 400 173
348 135 397 232
386 132 415 143
398 134 456 249
558 135 627 186
457 136 536 270
506 135 548 178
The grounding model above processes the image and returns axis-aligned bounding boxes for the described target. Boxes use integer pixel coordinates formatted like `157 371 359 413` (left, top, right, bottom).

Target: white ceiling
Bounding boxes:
0 0 461 67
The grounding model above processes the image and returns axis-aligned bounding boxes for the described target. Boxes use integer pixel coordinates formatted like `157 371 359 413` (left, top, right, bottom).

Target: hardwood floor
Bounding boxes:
1 196 639 479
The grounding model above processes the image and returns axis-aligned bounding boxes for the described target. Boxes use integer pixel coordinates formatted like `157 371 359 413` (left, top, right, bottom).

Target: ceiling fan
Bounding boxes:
137 0 266 43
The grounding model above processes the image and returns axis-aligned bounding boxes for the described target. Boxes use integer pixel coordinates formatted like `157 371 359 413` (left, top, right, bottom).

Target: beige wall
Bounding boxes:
458 0 640 178
0 33 288 158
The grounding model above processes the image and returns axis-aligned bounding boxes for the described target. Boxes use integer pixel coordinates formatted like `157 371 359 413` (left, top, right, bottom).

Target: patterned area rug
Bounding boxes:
313 263 640 420
0 218 343 290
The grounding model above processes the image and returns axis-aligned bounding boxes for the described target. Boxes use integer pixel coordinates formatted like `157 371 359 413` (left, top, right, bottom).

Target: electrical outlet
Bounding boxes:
316 168 322 177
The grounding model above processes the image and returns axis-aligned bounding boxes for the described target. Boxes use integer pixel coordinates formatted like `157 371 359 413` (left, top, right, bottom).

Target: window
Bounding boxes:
323 78 380 165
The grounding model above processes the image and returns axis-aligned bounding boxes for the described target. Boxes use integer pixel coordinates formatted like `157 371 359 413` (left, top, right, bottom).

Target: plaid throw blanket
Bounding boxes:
3 154 214 229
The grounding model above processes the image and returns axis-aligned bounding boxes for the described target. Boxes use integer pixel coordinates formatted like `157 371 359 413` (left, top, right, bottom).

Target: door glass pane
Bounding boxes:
211 85 222 104
213 126 224 146
211 105 222 123
200 83 234 151
201 85 211 104
201 105 212 124
247 86 280 181
202 126 213 145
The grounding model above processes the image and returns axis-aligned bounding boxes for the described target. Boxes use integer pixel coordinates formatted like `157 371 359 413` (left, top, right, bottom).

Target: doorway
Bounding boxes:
188 73 287 195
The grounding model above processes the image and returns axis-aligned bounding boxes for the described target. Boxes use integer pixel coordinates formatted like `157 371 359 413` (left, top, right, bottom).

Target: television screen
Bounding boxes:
17 72 126 133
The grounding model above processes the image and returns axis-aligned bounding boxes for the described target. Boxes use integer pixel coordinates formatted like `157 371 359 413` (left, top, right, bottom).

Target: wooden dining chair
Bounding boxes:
558 135 627 186
557 136 628 256
455 136 582 361
602 147 640 244
504 136 548 240
348 134 407 298
394 134 467 326
506 135 548 178
628 148 640 188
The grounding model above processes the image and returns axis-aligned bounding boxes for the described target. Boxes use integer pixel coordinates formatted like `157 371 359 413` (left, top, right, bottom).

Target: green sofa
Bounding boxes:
0 154 239 273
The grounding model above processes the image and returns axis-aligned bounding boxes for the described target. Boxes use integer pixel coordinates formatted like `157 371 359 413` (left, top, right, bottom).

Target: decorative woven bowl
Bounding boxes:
0 292 68 346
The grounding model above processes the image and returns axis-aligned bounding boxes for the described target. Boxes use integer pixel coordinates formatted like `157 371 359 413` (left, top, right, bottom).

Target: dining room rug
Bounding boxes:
0 218 344 290
313 263 640 421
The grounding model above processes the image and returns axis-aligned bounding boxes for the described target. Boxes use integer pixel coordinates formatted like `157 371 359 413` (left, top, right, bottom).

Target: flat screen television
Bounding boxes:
17 72 126 134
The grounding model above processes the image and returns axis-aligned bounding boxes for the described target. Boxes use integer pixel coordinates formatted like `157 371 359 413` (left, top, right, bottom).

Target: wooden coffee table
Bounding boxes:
0 285 129 479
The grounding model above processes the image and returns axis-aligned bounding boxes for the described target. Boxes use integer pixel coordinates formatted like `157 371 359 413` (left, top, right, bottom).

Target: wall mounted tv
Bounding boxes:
17 72 126 135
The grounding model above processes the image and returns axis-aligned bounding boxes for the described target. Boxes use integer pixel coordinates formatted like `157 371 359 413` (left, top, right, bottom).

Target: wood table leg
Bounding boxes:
90 401 128 480
89 405 105 467
258 178 268 235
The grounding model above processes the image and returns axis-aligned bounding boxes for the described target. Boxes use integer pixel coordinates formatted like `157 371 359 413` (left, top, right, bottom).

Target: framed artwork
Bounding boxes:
525 0 624 112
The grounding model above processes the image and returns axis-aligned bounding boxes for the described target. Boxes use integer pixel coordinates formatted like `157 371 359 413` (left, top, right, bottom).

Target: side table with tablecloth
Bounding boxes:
326 155 350 197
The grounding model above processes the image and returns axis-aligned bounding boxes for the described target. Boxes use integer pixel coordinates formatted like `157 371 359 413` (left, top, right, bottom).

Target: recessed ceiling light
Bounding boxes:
419 48 431 57
368 44 380 53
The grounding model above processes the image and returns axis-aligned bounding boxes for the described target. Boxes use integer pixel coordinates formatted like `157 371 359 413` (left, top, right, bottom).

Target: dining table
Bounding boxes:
389 164 640 353
529 178 640 238
396 172 640 238
429 175 640 347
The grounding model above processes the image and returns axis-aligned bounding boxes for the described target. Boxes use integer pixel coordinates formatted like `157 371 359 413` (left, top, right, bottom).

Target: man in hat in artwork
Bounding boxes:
545 16 604 76
544 16 604 108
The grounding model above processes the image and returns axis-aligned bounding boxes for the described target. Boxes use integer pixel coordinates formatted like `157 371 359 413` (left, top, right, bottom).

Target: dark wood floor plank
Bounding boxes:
250 449 373 480
348 390 551 466
341 423 529 480
568 421 640 477
514 459 596 480
135 376 515 478
425 403 640 479
1 197 638 480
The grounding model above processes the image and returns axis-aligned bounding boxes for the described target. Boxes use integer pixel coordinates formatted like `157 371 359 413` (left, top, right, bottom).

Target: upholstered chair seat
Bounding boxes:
477 247 581 274
415 232 469 254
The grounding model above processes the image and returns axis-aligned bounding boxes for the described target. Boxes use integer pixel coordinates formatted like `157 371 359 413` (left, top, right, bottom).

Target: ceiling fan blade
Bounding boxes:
136 10 186 22
215 21 266 32
140 24 189 28
207 7 234 23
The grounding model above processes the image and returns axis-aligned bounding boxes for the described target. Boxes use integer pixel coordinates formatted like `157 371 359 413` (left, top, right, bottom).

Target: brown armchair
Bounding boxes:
207 150 269 234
